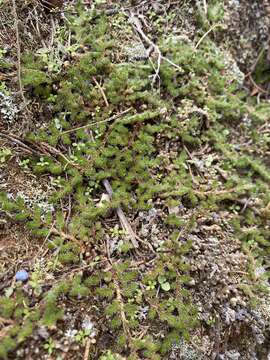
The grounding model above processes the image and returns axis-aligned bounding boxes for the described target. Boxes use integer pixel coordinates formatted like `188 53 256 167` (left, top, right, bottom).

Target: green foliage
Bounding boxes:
17 321 33 343
196 0 224 31
74 329 92 345
0 148 12 164
0 337 17 359
253 48 270 86
0 297 15 318
69 275 89 297
158 276 171 292
42 302 64 328
1 3 269 359
43 338 55 356
99 350 124 360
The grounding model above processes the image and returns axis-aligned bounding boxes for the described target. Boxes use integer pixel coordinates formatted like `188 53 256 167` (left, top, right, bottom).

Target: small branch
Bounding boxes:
83 338 91 360
11 0 28 109
0 132 41 156
0 325 14 339
0 317 15 325
129 12 161 86
61 108 132 135
248 74 268 94
0 131 78 168
246 45 267 77
235 198 261 216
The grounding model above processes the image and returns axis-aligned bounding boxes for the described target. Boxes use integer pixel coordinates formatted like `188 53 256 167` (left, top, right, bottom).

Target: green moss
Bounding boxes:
0 4 269 358
0 336 17 359
42 301 64 327
0 297 15 318
69 275 89 297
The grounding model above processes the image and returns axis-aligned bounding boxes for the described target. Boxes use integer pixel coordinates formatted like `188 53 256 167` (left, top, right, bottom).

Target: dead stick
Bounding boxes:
0 132 41 156
61 108 132 135
203 0 207 14
0 317 15 325
195 23 223 49
102 179 139 248
129 12 183 73
11 0 28 109
83 338 91 360
87 133 139 249
129 12 161 85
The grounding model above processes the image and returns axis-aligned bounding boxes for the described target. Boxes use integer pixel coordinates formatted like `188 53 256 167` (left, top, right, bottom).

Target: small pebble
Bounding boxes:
187 279 196 287
15 270 29 282
230 297 238 307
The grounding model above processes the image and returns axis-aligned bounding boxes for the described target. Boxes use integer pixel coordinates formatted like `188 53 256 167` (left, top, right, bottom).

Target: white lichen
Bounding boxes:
0 91 18 123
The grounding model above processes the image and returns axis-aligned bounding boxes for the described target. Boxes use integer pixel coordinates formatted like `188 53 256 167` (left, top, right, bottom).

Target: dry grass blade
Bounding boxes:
195 23 224 49
114 277 132 341
92 76 109 107
50 228 83 247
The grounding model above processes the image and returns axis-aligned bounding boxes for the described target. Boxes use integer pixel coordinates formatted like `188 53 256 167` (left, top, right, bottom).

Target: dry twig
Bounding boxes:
248 74 268 94
11 0 28 110
83 338 91 360
50 228 83 247
0 317 15 325
114 277 132 340
0 325 14 339
0 132 41 156
61 108 132 134
128 11 183 86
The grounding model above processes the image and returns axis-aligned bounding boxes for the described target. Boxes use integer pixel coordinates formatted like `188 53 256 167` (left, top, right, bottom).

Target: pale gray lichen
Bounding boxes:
222 50 245 85
0 91 18 123
16 190 54 214
124 42 149 61
81 316 96 337
169 339 204 360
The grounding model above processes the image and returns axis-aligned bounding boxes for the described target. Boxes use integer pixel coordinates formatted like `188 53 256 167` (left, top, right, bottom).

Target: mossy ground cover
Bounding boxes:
0 1 270 359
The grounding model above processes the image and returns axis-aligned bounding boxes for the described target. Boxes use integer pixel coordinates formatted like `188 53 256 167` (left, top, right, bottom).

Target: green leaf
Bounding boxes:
4 287 14 298
158 275 166 284
161 282 171 291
